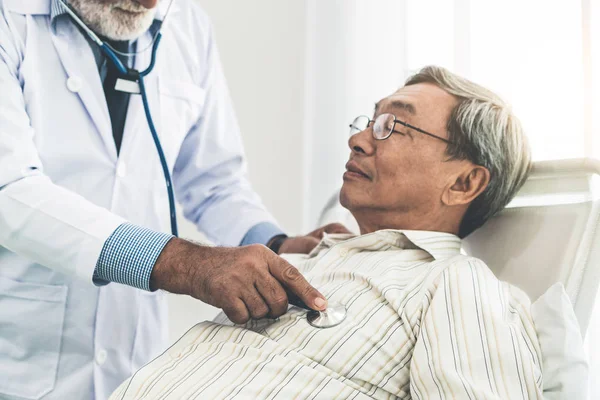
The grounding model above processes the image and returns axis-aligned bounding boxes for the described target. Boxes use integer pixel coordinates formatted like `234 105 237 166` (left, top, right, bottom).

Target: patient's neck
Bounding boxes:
352 208 461 236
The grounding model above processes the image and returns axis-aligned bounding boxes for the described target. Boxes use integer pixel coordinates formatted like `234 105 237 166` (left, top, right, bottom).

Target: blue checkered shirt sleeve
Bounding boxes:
93 223 173 291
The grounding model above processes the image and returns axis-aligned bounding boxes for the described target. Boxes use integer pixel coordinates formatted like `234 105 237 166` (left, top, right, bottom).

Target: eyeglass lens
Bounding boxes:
349 115 369 136
349 114 395 140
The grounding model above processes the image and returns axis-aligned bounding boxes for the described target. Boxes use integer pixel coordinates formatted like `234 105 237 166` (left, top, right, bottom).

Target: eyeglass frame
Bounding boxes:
349 113 455 145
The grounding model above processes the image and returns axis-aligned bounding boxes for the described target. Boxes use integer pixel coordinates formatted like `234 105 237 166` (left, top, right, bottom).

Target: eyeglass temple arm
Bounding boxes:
394 119 453 144
350 118 454 145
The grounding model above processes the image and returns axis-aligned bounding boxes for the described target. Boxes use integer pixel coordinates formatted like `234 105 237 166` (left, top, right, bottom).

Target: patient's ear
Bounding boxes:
442 164 490 206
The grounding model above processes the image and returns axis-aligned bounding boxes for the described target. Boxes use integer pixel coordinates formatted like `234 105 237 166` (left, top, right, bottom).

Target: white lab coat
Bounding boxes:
0 0 277 398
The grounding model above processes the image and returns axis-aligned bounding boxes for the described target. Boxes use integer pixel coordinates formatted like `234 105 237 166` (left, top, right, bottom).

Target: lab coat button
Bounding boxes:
66 77 83 93
116 162 127 178
95 349 107 366
338 248 348 257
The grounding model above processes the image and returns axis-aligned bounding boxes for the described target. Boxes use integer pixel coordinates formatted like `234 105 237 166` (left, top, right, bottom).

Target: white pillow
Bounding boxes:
531 283 589 399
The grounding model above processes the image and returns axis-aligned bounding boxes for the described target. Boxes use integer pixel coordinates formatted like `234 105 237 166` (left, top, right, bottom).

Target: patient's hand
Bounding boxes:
277 223 351 254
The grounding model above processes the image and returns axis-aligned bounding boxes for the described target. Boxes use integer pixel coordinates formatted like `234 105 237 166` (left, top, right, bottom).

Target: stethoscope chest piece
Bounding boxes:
306 304 347 328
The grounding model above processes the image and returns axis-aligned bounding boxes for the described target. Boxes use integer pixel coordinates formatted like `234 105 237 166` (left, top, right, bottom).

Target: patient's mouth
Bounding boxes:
344 161 371 180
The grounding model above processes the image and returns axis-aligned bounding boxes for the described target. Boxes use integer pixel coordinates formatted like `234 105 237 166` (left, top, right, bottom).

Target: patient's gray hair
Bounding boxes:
405 66 532 238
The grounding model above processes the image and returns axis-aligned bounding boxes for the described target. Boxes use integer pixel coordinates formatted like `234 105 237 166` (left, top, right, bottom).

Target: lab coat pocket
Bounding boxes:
158 77 205 151
0 277 68 399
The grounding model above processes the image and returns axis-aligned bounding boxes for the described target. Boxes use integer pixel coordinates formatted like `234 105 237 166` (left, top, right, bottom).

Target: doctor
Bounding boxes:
0 0 346 398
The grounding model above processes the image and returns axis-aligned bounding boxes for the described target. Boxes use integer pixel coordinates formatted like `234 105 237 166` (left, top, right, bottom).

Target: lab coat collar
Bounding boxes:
46 0 165 162
50 19 117 160
308 229 462 261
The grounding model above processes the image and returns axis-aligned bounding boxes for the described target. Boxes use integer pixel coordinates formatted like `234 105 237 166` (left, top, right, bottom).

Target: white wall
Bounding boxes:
198 0 307 235
168 0 308 341
303 0 408 229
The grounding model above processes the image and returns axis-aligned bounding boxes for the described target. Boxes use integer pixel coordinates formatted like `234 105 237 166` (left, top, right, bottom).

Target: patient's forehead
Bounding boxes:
376 83 457 132
379 83 455 114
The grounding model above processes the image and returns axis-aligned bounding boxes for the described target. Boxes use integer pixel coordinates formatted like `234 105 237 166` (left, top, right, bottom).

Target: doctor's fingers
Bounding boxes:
254 276 289 318
222 298 251 325
242 289 271 320
268 257 327 312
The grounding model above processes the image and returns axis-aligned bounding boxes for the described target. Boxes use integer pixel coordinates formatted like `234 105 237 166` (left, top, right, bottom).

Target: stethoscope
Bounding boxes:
59 0 348 328
59 0 179 237
289 297 347 329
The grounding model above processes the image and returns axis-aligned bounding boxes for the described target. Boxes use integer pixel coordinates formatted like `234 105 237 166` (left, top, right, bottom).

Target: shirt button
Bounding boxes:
116 162 127 178
95 349 107 366
338 248 348 257
66 76 83 93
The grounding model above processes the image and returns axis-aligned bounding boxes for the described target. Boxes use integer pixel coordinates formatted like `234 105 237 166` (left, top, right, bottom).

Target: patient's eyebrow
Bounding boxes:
391 100 417 115
374 100 417 117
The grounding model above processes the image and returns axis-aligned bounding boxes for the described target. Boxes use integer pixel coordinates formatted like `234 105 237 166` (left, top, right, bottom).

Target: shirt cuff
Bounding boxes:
240 222 285 246
93 223 173 291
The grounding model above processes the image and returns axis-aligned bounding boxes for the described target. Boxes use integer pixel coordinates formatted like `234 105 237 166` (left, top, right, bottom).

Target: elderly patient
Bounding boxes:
111 66 542 399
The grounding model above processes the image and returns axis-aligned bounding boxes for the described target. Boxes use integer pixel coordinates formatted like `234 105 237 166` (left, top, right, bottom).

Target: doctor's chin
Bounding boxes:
0 0 597 399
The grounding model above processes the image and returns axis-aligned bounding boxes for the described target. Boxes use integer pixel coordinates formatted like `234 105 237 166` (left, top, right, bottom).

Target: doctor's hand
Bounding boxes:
150 238 328 324
276 223 352 255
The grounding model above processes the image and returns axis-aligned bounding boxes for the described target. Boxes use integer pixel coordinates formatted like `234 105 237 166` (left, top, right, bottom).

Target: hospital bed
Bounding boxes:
319 157 600 337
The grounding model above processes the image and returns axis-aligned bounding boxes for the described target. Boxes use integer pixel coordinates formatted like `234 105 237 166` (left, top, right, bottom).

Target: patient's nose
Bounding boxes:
349 128 375 155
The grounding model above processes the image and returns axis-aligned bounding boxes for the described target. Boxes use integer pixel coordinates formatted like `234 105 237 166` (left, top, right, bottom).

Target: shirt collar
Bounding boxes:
50 0 64 21
308 229 462 261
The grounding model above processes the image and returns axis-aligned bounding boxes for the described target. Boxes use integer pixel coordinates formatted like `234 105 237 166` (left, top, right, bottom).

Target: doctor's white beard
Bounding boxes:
68 0 157 41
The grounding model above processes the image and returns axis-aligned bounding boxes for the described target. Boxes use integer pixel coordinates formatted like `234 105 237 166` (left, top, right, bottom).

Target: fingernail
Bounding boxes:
314 297 327 310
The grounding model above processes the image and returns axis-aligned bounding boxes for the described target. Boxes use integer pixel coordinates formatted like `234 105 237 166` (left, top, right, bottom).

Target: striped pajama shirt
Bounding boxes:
110 230 543 399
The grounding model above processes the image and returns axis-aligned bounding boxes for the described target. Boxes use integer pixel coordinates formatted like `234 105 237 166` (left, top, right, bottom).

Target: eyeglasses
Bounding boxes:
349 113 454 144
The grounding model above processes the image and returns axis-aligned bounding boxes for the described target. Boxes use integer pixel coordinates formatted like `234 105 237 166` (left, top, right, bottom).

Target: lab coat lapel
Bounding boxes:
120 31 160 159
51 20 118 161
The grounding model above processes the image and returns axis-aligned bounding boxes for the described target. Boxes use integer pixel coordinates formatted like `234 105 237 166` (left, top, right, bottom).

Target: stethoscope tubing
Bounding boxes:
137 34 179 237
60 0 179 236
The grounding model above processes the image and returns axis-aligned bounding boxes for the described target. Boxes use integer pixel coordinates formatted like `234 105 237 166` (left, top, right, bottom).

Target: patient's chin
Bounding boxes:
340 185 357 210
340 186 381 220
